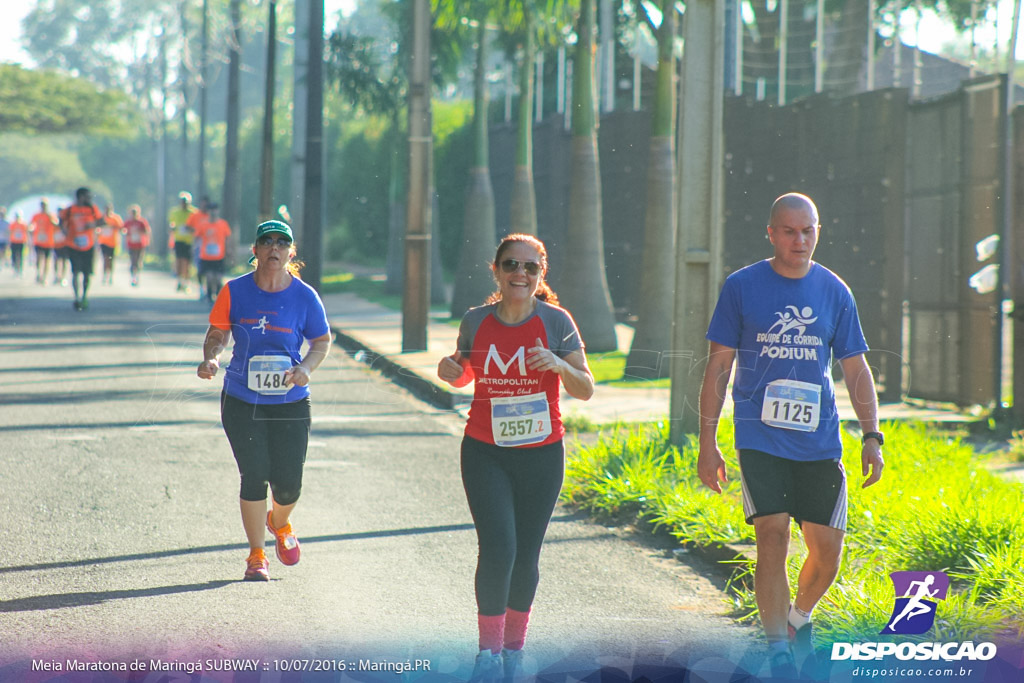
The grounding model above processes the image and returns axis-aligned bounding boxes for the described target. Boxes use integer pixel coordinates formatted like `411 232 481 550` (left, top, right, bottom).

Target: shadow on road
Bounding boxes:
0 419 212 433
0 514 593 577
0 580 235 612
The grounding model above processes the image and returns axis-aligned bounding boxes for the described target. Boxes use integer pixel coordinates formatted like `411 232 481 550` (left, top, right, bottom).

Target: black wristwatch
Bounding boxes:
862 431 884 446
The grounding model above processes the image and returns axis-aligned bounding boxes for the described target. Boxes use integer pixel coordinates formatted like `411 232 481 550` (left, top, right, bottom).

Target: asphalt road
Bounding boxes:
0 261 762 682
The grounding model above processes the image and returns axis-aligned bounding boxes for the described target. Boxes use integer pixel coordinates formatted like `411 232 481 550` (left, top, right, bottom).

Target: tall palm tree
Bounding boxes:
557 0 618 352
505 0 577 236
509 2 538 236
627 0 677 378
327 1 465 305
259 0 278 222
223 0 243 256
448 6 499 317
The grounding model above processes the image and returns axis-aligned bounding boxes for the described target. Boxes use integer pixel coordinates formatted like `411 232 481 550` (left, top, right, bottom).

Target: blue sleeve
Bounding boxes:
706 276 742 349
831 289 868 360
303 286 330 340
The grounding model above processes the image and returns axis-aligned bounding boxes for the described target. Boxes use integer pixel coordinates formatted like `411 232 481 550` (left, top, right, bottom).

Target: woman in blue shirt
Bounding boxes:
197 220 332 581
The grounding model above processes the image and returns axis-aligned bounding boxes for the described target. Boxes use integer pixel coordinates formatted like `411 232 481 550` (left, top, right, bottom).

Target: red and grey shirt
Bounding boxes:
457 301 584 447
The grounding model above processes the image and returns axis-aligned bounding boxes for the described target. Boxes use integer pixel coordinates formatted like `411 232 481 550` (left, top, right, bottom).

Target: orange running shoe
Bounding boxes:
244 548 269 581
266 511 300 566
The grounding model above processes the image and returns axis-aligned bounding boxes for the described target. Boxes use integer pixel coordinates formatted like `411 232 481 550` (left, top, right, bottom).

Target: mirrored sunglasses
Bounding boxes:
257 236 292 248
500 259 540 276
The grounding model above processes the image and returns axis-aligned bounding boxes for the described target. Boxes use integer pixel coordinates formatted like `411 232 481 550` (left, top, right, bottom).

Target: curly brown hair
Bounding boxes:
484 233 560 306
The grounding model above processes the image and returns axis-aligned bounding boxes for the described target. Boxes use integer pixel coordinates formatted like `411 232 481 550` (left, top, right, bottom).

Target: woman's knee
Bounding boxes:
270 485 301 506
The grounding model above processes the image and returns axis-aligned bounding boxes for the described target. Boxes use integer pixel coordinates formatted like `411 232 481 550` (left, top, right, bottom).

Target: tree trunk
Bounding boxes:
450 17 498 317
198 0 209 199
627 0 676 378
386 113 406 294
259 0 277 222
558 0 618 352
223 0 243 261
180 0 191 195
823 0 869 96
510 10 537 236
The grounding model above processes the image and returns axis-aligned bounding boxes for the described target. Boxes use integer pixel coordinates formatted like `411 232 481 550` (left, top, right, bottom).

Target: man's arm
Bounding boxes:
840 353 884 488
697 341 737 493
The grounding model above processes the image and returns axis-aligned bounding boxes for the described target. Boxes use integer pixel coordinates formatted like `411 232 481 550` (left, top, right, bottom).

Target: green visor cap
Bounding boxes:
255 220 293 242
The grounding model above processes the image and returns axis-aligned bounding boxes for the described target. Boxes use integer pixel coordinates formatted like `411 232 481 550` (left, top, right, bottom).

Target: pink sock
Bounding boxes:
503 608 531 651
478 613 505 654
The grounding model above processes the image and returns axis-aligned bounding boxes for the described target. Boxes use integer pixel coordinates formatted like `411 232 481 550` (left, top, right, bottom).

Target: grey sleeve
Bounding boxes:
540 304 584 358
457 305 491 356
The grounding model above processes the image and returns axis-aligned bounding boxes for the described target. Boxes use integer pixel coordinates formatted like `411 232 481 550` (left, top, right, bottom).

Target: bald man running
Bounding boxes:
696 192 885 677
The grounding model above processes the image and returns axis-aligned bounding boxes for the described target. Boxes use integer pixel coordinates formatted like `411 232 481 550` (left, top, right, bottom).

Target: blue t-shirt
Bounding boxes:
705 260 868 461
209 272 330 404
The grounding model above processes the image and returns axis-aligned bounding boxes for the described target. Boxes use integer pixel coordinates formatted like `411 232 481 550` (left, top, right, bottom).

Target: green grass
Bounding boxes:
564 420 1024 641
320 272 399 309
1005 429 1024 462
586 350 671 388
320 270 449 315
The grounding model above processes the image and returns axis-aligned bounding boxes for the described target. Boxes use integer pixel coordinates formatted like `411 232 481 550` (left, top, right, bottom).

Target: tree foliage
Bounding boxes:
327 0 468 116
0 64 137 135
21 0 171 89
0 135 98 203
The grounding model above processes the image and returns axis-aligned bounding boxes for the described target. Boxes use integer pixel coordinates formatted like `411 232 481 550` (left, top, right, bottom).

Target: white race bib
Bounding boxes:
74 234 90 248
490 392 552 447
761 380 821 432
203 242 222 258
247 355 292 395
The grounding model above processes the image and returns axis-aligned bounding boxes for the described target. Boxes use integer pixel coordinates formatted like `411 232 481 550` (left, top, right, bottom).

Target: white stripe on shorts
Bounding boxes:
740 468 756 521
829 473 848 531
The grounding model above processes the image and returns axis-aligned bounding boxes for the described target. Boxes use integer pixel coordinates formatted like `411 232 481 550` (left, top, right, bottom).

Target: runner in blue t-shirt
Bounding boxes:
197 220 332 582
697 193 885 677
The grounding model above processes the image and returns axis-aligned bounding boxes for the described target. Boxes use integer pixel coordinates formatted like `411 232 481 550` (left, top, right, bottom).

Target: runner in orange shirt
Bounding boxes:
8 212 29 277
123 204 152 287
63 187 105 311
52 210 70 286
0 207 9 272
187 196 210 297
31 199 59 285
98 204 123 285
195 202 232 305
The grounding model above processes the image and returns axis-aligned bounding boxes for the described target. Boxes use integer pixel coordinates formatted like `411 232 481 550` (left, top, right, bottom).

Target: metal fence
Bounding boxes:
488 74 1010 408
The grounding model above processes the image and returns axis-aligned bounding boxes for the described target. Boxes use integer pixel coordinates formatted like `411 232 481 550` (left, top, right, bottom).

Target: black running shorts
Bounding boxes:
68 247 94 275
738 449 847 530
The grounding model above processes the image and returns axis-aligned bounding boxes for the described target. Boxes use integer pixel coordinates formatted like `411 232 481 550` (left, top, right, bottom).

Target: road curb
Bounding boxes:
332 326 468 411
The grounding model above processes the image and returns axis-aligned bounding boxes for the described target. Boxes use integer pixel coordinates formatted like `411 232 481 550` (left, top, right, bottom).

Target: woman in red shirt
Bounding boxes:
123 205 152 287
438 234 595 680
30 200 59 284
8 212 29 276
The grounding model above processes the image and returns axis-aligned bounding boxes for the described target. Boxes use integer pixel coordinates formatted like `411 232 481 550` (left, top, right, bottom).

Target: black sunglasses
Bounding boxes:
257 235 292 248
499 259 541 276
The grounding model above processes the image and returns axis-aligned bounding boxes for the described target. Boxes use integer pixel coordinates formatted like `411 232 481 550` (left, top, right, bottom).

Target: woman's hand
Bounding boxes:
197 358 219 380
285 365 311 387
438 353 466 384
526 338 564 375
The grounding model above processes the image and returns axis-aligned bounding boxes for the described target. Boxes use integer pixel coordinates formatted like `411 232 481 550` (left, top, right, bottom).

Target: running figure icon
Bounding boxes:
887 574 939 631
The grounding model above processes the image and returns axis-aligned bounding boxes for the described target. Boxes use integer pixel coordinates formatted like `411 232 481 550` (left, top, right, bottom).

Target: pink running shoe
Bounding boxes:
266 511 300 566
244 549 269 581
